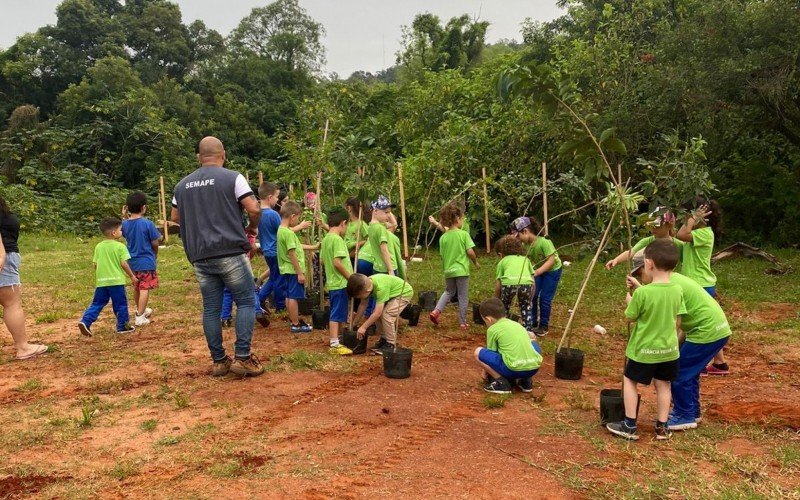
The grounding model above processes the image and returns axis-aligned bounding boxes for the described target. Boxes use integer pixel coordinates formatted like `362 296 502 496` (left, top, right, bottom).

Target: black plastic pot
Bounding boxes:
472 303 485 325
401 304 421 326
298 296 317 316
418 291 437 311
311 308 330 330
554 348 585 380
340 326 374 355
383 347 413 379
599 388 641 425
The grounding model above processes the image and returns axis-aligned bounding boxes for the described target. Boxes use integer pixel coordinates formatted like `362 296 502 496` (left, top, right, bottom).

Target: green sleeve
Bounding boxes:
286 232 299 252
691 228 713 248
495 259 504 281
624 290 641 320
541 238 556 257
677 291 687 316
464 231 476 251
334 238 348 260
486 328 498 351
632 236 654 252
119 243 131 262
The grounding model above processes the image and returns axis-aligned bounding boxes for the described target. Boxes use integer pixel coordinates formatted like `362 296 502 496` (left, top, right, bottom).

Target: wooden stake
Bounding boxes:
397 163 409 259
348 204 363 331
258 171 263 186
245 171 250 184
542 162 549 237
159 176 169 244
556 208 618 353
482 167 491 253
315 171 323 308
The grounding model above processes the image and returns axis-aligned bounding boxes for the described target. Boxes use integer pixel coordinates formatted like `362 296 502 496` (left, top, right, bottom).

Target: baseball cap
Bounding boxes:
371 195 395 210
630 250 646 275
511 216 532 234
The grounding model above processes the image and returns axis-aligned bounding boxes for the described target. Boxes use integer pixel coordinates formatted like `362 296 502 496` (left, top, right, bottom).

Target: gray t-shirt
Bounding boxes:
172 166 253 263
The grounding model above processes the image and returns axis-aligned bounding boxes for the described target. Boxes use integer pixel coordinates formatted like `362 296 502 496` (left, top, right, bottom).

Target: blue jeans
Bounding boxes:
257 255 285 311
81 285 130 331
531 268 562 328
194 254 255 361
671 336 729 419
356 259 376 317
222 287 264 320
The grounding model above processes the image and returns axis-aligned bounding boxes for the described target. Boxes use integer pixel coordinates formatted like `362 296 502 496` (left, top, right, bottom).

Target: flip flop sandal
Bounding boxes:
16 344 48 361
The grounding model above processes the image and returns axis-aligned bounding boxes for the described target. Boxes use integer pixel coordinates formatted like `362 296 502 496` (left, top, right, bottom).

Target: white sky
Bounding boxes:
0 0 563 77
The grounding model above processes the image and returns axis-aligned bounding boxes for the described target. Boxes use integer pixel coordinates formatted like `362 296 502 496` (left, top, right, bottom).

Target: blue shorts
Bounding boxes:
478 342 542 379
329 288 349 323
703 286 717 298
356 259 374 276
282 274 306 300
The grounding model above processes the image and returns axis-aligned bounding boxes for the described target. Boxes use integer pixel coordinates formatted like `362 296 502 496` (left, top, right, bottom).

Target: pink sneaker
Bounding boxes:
429 310 441 325
705 363 730 376
460 323 469 330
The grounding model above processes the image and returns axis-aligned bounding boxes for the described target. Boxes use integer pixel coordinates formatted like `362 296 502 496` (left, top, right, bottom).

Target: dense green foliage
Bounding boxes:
1 0 798 244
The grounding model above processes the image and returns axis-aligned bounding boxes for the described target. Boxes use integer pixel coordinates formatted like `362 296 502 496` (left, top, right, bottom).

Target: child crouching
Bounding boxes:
473 298 543 394
347 273 413 355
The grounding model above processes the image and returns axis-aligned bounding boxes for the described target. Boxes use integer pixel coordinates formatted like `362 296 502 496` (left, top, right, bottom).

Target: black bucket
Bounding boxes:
311 308 330 329
554 348 585 380
298 297 316 316
401 304 421 326
383 347 413 379
418 291 437 311
340 326 374 354
472 303 485 325
599 388 641 425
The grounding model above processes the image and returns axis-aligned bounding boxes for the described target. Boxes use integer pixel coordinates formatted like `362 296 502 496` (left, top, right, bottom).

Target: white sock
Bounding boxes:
330 339 340 347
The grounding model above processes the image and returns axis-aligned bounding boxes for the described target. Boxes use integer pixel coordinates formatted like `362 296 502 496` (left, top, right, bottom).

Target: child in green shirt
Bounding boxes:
347 273 413 355
78 218 138 336
606 207 683 270
512 216 562 336
368 195 396 276
493 235 535 333
343 197 369 258
320 210 353 355
385 212 406 279
473 298 543 394
278 200 319 334
430 203 479 329
607 239 686 442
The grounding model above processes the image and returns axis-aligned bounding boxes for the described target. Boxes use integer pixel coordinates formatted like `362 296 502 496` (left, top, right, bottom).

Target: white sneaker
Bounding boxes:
135 315 151 326
143 308 153 318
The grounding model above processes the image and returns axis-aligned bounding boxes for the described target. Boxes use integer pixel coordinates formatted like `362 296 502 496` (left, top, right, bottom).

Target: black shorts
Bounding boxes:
624 359 679 385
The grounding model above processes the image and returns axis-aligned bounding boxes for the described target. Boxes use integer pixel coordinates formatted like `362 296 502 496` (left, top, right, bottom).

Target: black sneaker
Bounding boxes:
534 327 549 337
483 373 495 385
221 318 233 328
606 421 639 441
117 323 135 334
352 334 368 355
483 377 512 394
369 337 388 354
256 313 270 328
519 377 533 393
78 322 92 337
654 422 673 441
374 342 397 356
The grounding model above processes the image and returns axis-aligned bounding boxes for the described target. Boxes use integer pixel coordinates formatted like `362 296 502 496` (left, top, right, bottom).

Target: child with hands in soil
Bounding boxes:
278 200 319 334
512 216 562 336
121 192 161 327
429 203 479 329
606 239 685 441
78 218 139 336
493 235 535 334
473 298 543 395
320 209 354 355
606 207 682 270
626 248 732 431
346 273 413 356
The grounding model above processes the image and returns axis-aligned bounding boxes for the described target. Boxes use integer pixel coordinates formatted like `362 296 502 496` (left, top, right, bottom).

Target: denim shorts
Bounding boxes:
329 288 349 323
0 252 21 287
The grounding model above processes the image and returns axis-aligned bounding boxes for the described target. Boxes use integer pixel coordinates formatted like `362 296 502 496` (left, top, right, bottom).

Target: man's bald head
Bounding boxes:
197 136 225 166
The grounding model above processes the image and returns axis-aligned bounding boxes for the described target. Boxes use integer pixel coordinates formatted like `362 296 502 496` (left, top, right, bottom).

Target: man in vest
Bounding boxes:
171 136 264 378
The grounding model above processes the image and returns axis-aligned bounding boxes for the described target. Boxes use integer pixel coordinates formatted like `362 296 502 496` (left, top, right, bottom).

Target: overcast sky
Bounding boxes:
0 0 563 76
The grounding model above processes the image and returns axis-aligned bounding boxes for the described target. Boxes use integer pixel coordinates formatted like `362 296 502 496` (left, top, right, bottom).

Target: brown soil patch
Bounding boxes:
708 401 800 429
0 474 71 498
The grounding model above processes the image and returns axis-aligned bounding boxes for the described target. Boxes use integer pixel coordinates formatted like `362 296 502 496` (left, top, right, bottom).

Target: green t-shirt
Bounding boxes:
624 282 686 363
496 255 534 285
368 222 392 273
388 231 406 279
370 273 413 303
356 238 373 263
681 227 717 287
344 220 368 251
278 226 305 275
528 237 562 271
321 232 352 291
440 229 475 278
461 217 471 237
671 272 731 344
486 318 543 371
632 236 684 271
94 239 131 287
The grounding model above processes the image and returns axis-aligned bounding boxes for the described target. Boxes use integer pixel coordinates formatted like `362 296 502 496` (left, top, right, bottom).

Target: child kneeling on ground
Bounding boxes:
607 239 685 441
347 273 413 355
473 298 543 394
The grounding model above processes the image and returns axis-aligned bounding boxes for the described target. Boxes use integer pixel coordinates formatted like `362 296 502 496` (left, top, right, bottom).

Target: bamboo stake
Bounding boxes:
245 171 250 184
556 207 618 354
542 162 549 237
348 204 363 331
412 175 437 260
258 171 263 186
397 163 409 259
315 171 323 308
159 176 169 244
482 167 491 253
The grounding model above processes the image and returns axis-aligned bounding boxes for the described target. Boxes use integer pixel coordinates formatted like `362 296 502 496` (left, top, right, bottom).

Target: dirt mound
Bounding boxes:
708 401 800 429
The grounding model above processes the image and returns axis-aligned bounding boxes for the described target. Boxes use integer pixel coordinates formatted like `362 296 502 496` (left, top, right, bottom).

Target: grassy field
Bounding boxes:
0 233 798 498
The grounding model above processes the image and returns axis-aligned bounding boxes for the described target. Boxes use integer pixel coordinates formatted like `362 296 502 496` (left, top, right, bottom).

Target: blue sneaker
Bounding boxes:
290 321 312 334
667 414 698 431
669 412 702 425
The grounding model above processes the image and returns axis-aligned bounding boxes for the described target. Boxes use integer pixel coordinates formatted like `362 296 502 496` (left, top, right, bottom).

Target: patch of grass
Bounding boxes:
208 461 243 478
564 388 594 411
482 394 511 409
15 378 45 393
155 435 181 446
173 391 190 409
139 419 158 432
773 444 800 472
76 405 96 428
107 459 141 480
34 310 72 324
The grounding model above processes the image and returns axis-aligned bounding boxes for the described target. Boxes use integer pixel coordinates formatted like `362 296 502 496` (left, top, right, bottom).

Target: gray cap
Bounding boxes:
631 249 646 275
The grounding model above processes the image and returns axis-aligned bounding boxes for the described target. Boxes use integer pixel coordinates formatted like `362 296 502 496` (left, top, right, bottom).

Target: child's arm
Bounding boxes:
494 280 501 298
379 242 393 275
288 249 305 284
121 260 139 286
292 220 312 232
353 300 368 326
357 302 386 338
605 249 632 270
677 204 711 243
428 216 445 232
301 242 320 251
333 257 352 280
467 248 480 269
534 255 556 276
316 216 330 232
